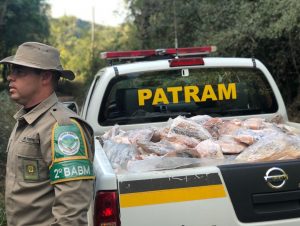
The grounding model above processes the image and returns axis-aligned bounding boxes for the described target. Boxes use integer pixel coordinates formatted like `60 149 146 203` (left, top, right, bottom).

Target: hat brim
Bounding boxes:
56 70 75 80
0 55 75 80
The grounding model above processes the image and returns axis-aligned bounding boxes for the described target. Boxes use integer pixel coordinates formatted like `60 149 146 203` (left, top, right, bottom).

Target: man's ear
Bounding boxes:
41 71 53 85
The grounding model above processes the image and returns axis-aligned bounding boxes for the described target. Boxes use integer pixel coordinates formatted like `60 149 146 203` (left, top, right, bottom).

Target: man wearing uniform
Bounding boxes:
0 42 95 226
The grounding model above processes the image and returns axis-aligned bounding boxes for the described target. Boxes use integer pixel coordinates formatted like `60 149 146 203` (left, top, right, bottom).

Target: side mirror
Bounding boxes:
63 101 79 114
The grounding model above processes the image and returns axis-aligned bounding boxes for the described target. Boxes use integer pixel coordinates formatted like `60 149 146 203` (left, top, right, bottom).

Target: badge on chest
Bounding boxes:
23 159 39 180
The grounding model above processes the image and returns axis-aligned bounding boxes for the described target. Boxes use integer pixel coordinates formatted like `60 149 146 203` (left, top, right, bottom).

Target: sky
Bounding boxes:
47 0 127 26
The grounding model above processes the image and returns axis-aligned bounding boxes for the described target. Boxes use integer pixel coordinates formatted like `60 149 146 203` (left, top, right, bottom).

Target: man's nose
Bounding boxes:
7 74 15 82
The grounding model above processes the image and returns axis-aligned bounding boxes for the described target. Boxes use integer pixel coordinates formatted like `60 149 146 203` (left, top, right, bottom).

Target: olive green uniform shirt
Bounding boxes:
5 93 94 226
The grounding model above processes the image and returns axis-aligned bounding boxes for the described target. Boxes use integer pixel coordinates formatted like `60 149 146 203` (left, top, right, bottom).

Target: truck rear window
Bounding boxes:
99 68 278 126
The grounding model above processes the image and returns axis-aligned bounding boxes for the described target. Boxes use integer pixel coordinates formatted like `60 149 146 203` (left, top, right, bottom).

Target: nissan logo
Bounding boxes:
264 167 288 189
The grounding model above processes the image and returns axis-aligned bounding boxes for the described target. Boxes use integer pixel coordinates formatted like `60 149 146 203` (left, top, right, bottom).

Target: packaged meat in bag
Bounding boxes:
189 115 212 125
103 140 138 170
102 124 123 140
128 128 154 145
233 127 280 145
195 139 224 159
163 133 200 148
137 139 186 156
164 147 201 158
218 120 242 136
276 124 300 136
236 133 300 162
202 117 223 139
168 116 212 141
242 117 265 130
101 125 131 144
217 135 247 154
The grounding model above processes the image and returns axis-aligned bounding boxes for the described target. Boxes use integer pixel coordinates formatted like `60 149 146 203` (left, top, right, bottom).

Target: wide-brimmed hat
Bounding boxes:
0 42 75 80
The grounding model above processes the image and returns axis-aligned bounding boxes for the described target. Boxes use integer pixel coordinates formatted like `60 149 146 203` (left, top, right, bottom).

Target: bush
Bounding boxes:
287 95 300 123
0 91 17 173
0 193 6 226
0 90 17 226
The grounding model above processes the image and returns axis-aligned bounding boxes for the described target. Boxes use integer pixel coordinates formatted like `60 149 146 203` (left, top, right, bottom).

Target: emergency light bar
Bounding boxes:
101 46 216 60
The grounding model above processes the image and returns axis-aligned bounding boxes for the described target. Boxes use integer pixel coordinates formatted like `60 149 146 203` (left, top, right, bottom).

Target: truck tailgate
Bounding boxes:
117 163 300 226
117 166 231 225
219 160 300 223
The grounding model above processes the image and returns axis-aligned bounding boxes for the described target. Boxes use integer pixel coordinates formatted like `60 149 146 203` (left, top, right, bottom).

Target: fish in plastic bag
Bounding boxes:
194 139 224 159
217 135 247 154
233 127 280 145
236 133 300 162
242 117 265 130
168 116 212 141
164 147 201 158
127 128 154 145
189 115 212 125
218 119 242 136
137 139 186 155
162 133 200 148
103 140 138 169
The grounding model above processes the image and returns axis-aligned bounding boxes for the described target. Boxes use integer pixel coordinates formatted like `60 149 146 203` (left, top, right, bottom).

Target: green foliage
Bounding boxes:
0 0 50 84
0 90 17 167
0 91 18 226
0 91 17 155
126 0 300 107
0 193 6 226
50 16 92 81
49 16 140 91
0 0 50 53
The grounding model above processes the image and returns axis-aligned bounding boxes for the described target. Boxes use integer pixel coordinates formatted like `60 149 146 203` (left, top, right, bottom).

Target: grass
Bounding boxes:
0 193 6 226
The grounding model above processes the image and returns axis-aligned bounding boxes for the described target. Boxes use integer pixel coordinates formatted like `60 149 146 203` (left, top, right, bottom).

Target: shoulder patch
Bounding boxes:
50 119 94 184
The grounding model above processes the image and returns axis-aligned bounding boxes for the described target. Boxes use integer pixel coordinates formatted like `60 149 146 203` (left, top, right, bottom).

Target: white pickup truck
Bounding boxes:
81 46 300 226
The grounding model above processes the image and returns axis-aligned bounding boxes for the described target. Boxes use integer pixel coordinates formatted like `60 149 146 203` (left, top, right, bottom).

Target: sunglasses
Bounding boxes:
7 65 42 76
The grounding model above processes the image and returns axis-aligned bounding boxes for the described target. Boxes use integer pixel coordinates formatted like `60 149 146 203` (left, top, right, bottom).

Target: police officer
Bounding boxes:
0 42 95 226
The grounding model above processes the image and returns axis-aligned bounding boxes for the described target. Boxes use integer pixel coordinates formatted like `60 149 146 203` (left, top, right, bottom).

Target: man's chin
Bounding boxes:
9 93 18 100
9 95 22 105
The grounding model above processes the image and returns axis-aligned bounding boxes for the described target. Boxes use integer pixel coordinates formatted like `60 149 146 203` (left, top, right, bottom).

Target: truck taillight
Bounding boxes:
94 191 120 226
169 57 204 67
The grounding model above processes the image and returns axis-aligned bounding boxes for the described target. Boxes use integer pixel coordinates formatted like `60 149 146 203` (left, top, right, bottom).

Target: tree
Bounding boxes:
0 0 50 84
125 0 300 106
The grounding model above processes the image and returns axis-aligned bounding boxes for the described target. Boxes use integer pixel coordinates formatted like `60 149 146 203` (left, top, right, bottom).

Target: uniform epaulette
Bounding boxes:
50 106 73 126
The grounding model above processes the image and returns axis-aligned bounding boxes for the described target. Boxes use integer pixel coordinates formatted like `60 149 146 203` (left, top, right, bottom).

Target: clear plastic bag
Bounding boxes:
103 140 138 169
127 128 154 145
194 139 224 159
101 115 300 173
236 133 300 162
127 156 202 172
168 116 212 141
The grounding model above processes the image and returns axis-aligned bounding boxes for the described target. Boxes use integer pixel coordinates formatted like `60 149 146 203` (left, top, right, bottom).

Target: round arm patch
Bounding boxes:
50 119 95 184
